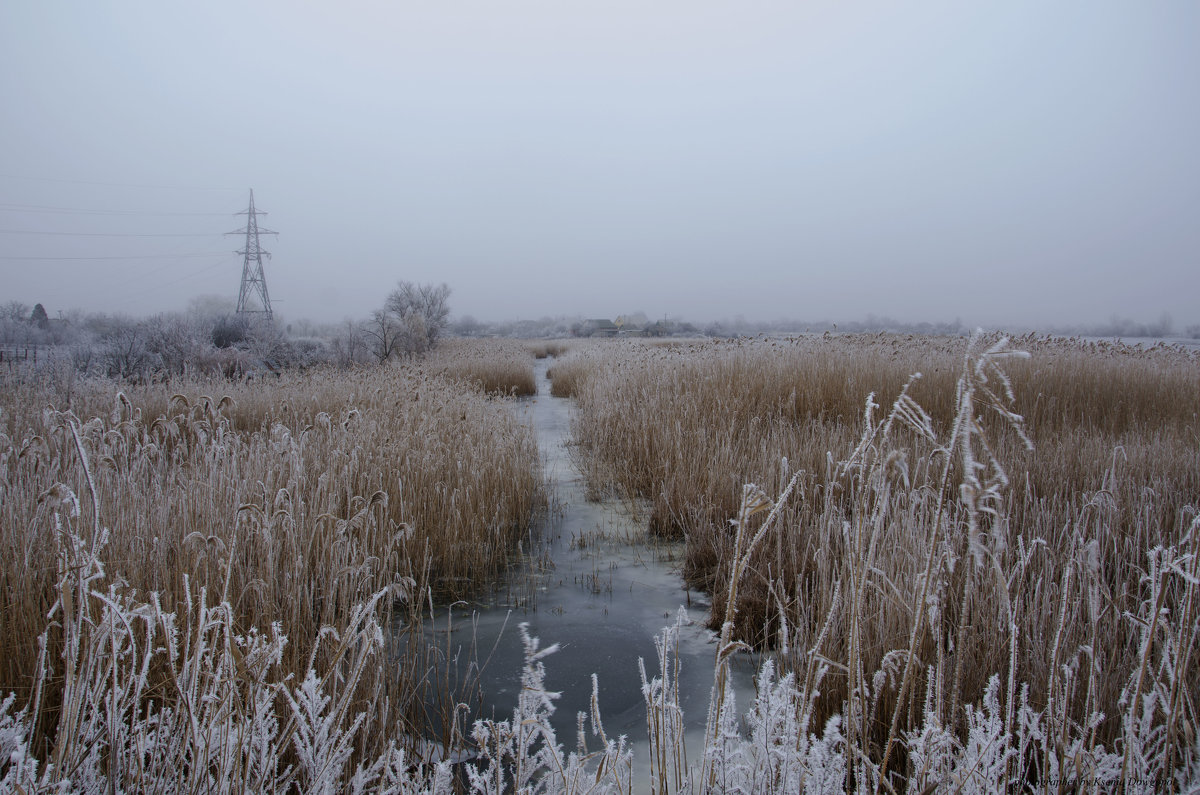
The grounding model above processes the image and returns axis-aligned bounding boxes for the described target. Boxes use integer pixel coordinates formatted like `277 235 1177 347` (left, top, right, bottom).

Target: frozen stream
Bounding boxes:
411 358 756 771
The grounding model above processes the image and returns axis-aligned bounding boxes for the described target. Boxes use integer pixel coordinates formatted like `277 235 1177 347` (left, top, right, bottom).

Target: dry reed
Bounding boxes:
563 332 1200 778
545 346 605 399
0 359 543 761
430 338 539 397
523 340 572 360
3 332 1199 790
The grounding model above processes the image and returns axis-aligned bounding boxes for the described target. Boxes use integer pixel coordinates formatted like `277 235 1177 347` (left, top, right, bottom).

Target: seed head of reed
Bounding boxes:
546 346 604 399
566 332 1200 765
523 339 573 360
0 358 544 753
429 338 539 396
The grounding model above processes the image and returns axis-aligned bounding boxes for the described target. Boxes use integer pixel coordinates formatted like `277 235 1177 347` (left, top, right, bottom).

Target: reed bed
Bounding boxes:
523 340 572 360
545 345 606 399
429 338 539 397
562 332 1200 787
0 360 543 765
3 333 1200 791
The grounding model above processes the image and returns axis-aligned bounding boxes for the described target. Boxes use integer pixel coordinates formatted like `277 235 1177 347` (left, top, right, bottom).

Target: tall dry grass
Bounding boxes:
523 340 572 360
545 346 605 399
3 334 1199 791
0 360 543 761
562 333 1200 778
428 338 539 397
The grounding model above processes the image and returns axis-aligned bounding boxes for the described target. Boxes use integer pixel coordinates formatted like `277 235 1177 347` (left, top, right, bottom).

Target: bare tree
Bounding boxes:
1 301 51 349
144 313 211 376
0 302 32 348
384 281 451 353
1 301 30 323
452 314 484 337
363 308 403 363
101 320 157 380
329 318 368 367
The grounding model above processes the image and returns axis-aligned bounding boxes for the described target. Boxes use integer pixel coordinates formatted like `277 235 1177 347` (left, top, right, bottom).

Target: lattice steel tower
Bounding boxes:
229 189 277 320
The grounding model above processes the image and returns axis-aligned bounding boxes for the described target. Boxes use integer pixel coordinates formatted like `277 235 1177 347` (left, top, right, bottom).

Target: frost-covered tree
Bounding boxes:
1 300 30 323
328 318 369 367
0 304 39 348
363 308 404 362
100 318 157 379
451 314 484 337
211 314 250 348
143 313 211 375
362 282 451 361
384 281 451 354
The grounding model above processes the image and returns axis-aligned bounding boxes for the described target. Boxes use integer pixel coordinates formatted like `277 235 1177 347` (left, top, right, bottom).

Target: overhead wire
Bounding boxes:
107 258 240 310
0 202 233 216
0 173 242 192
0 228 225 238
3 175 273 311
0 253 232 261
0 192 242 262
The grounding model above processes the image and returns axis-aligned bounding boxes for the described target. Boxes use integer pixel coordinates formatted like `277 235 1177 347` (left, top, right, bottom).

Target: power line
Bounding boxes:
0 202 232 216
148 259 234 291
106 259 238 309
0 252 231 261
0 228 223 238
102 257 229 293
4 186 281 314
0 173 241 192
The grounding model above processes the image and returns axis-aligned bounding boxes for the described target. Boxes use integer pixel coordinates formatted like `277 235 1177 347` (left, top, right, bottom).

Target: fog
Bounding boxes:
2 2 1197 328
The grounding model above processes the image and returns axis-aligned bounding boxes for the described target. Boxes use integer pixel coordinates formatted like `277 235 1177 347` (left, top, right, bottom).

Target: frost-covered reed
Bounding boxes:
545 346 605 398
429 338 539 397
1 361 543 761
562 332 1200 790
523 340 572 360
4 333 1199 792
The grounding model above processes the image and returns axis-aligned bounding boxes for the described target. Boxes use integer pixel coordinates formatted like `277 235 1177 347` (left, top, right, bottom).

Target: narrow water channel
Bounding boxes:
413 358 756 773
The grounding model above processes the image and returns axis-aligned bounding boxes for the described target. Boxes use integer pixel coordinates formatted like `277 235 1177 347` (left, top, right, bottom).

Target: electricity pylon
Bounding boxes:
228 189 277 321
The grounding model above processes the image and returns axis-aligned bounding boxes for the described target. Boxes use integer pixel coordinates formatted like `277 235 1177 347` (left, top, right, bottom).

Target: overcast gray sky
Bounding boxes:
2 2 1198 328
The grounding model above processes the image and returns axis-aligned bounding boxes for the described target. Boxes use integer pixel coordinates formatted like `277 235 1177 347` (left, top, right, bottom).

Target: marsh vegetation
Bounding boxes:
2 333 1198 792
559 332 1200 791
1 341 542 782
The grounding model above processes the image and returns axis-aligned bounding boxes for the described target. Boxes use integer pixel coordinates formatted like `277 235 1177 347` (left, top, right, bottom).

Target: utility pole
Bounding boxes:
228 189 277 321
